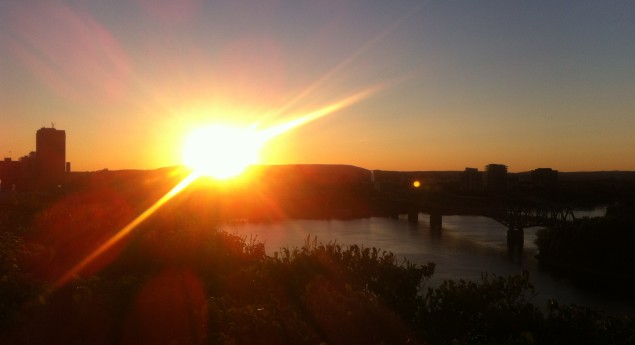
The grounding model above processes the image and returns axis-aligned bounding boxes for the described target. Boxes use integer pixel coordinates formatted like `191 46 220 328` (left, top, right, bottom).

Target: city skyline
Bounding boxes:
0 126 615 176
2 1 634 172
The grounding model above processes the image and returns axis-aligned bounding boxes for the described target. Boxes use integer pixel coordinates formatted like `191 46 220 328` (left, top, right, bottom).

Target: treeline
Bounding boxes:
536 202 635 285
1 195 634 344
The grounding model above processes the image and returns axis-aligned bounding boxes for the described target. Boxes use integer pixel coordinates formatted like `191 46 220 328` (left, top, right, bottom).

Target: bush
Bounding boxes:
541 300 635 345
536 206 635 277
418 272 542 345
1 195 633 344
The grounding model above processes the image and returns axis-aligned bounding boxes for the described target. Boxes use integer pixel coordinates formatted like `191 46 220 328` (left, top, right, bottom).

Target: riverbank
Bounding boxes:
536 253 635 293
534 203 635 299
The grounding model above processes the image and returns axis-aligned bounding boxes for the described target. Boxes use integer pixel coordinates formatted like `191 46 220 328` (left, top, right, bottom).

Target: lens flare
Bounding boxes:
49 171 199 293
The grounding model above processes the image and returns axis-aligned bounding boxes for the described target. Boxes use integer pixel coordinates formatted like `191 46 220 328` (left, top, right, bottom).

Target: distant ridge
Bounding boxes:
72 165 635 182
515 170 635 182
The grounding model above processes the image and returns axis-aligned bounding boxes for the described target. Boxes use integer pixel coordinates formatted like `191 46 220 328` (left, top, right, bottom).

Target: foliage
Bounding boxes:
535 203 635 278
541 300 635 345
269 236 435 318
1 196 634 344
418 272 542 345
0 231 37 330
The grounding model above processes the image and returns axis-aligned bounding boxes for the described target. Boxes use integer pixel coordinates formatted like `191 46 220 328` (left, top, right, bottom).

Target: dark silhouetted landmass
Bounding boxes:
50 165 635 222
536 202 635 288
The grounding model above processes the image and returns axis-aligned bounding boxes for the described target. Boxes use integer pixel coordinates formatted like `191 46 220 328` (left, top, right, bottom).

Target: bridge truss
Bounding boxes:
489 204 576 231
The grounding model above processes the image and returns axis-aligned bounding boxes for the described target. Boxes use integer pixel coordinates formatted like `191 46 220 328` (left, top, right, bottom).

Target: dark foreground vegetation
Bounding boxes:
536 202 635 287
1 186 634 344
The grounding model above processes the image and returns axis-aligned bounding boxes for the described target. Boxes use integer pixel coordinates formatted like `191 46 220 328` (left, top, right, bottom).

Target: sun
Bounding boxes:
182 124 264 179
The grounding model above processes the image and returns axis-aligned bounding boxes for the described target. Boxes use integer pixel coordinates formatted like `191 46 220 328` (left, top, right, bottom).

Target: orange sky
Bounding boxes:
2 1 634 172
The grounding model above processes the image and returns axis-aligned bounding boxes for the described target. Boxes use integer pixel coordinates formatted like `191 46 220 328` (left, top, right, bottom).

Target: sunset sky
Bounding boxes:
2 1 634 172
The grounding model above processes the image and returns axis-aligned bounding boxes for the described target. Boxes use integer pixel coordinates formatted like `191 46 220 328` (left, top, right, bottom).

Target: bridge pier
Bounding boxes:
506 228 524 246
407 211 419 223
430 213 442 231
507 228 524 262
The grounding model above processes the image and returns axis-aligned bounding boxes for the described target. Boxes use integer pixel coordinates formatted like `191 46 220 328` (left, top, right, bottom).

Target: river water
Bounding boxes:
223 207 634 315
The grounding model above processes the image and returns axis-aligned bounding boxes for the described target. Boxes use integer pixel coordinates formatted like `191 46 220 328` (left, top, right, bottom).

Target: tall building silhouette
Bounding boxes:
35 127 66 188
461 167 483 192
484 164 508 193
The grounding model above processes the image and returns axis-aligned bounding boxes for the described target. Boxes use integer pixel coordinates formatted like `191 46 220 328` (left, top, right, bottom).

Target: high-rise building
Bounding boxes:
461 167 483 192
484 164 508 193
36 127 66 187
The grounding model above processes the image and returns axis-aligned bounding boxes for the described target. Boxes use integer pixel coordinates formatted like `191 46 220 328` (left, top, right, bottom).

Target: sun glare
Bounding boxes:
182 124 264 179
52 89 377 294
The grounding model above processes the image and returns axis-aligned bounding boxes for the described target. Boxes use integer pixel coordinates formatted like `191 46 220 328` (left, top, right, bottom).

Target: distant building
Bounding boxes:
531 168 558 186
20 151 37 180
36 127 66 187
484 164 507 193
0 158 22 191
461 167 483 192
0 126 69 192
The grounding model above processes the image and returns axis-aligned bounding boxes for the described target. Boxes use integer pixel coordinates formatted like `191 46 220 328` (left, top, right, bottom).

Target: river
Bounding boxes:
223 207 634 315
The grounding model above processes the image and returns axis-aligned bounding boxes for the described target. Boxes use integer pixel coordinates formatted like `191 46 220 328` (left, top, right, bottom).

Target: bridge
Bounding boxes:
375 191 576 244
